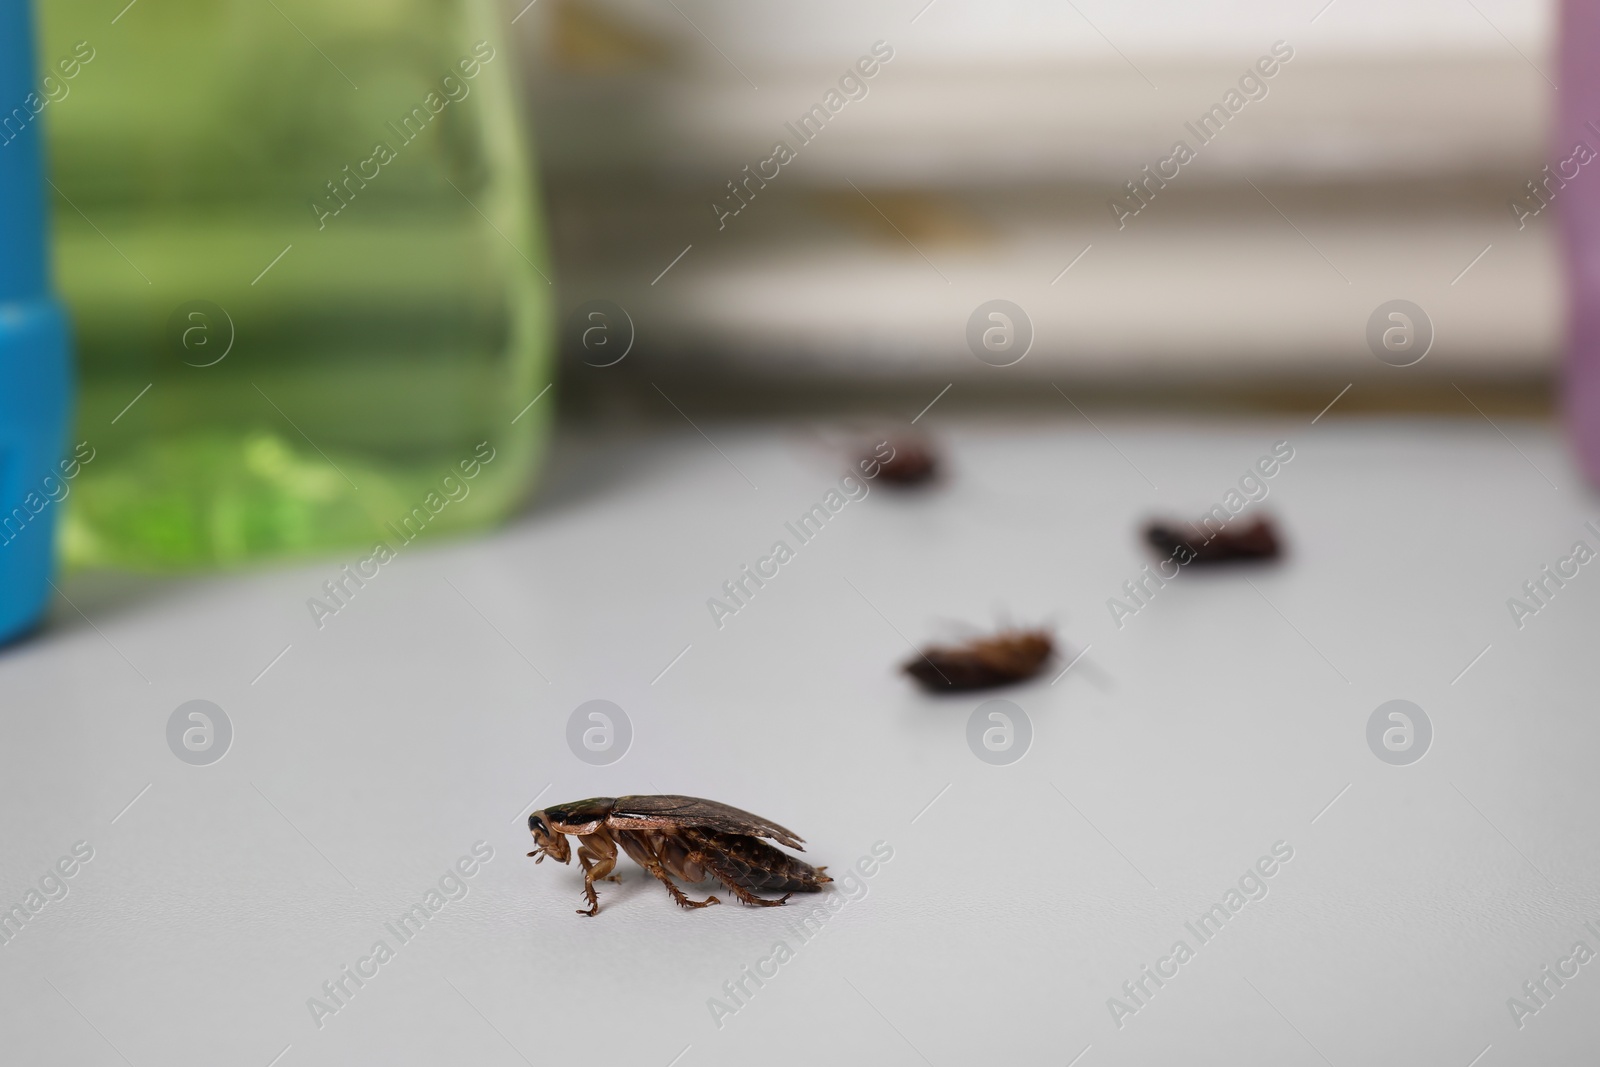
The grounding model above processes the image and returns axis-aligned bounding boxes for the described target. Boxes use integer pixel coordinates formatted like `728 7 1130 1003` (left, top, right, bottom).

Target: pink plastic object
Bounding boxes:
1560 0 1600 485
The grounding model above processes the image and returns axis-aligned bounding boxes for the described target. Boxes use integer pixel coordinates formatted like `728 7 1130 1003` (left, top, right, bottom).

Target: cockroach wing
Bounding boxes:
606 795 807 851
542 796 618 824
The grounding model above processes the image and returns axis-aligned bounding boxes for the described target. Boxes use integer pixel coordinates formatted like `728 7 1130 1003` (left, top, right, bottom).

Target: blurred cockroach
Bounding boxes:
527 795 831 916
903 627 1054 691
867 436 938 486
1144 516 1282 564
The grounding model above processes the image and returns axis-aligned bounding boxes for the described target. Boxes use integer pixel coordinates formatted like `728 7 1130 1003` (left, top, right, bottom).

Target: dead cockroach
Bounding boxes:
867 436 938 486
1144 516 1283 565
903 627 1054 692
527 794 831 916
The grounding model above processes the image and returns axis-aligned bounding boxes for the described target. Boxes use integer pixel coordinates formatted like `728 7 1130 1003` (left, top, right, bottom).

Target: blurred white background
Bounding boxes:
514 0 1557 393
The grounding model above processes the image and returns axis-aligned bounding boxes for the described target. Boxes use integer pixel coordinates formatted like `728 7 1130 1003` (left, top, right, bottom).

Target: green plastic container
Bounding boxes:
39 0 553 569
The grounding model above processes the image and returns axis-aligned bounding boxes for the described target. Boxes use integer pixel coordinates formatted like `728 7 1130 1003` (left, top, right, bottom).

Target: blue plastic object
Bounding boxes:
0 1 73 644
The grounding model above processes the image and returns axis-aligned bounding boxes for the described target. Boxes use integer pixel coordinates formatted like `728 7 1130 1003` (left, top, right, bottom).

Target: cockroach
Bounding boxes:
527 794 831 916
903 627 1054 691
869 437 938 486
1144 516 1282 565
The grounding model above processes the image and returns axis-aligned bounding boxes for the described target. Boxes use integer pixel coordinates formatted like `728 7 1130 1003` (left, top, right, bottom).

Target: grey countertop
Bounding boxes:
1 416 1595 1066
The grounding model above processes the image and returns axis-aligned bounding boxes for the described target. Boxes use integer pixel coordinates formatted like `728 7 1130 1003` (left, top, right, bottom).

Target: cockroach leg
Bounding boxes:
576 839 619 916
576 861 603 916
640 856 720 910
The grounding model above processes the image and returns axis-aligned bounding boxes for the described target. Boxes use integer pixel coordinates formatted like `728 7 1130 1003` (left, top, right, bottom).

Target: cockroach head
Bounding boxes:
526 811 571 864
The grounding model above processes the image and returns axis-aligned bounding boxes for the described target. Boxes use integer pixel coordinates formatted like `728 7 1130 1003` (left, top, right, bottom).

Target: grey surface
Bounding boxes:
1 417 1597 1066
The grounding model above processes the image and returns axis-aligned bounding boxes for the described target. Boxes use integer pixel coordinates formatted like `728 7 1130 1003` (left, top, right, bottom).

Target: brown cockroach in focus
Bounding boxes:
903 627 1054 692
864 436 939 486
1144 516 1283 565
527 795 831 916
